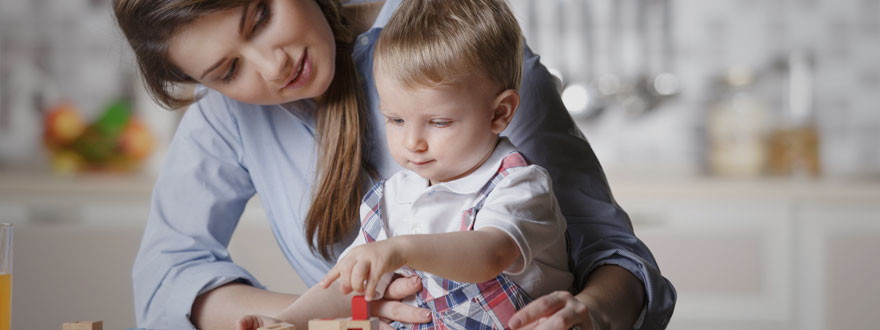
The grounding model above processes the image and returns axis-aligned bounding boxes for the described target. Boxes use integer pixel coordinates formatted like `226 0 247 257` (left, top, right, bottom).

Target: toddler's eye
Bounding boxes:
431 120 451 128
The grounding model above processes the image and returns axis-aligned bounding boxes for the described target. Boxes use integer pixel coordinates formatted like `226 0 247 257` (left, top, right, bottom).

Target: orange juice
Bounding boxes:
0 273 9 330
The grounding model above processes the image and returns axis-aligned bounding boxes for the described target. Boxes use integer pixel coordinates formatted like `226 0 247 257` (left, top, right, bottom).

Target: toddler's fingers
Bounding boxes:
338 261 354 295
351 260 370 294
320 268 341 289
364 266 382 301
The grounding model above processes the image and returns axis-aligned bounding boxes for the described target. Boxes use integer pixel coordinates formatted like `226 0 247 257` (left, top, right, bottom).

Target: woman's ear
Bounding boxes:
490 89 520 134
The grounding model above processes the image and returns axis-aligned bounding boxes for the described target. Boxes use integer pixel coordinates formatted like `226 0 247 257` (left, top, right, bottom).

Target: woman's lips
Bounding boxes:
284 49 311 89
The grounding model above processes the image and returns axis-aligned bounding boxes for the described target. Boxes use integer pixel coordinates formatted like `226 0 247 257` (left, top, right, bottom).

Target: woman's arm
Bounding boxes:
193 283 298 329
502 43 676 329
235 276 431 330
133 90 264 329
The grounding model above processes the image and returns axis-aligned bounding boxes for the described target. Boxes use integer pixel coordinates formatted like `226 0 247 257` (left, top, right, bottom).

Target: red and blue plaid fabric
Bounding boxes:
359 152 533 330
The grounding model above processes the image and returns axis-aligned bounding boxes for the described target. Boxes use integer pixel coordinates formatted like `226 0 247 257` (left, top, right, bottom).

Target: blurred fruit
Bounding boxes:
50 150 84 175
42 99 153 174
119 118 154 161
93 100 131 138
71 100 132 163
43 102 86 149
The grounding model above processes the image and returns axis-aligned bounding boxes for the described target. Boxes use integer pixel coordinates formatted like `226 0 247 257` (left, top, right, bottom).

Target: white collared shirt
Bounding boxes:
343 138 573 299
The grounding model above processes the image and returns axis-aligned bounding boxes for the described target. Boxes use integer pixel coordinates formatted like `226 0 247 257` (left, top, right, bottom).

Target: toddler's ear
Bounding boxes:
490 89 519 134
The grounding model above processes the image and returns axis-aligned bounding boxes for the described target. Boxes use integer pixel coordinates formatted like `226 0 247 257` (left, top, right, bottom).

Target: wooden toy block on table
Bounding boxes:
308 318 378 330
257 322 295 330
308 296 379 330
62 321 103 330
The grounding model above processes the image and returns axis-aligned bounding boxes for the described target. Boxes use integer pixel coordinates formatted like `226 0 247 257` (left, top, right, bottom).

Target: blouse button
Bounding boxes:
358 35 370 46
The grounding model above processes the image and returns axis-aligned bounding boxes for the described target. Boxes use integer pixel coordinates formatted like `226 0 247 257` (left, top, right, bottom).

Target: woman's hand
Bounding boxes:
320 239 407 300
509 265 645 330
508 291 603 330
369 275 432 329
235 314 283 330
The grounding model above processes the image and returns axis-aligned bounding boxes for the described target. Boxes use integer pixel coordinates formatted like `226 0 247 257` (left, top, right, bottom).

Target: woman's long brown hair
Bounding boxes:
113 0 369 259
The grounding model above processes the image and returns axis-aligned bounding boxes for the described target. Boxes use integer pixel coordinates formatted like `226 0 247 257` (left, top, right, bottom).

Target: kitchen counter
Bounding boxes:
4 170 879 198
606 172 880 202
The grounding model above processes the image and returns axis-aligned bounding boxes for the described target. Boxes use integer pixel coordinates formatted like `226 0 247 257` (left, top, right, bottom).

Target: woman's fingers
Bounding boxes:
371 300 432 324
516 317 546 330
508 291 569 329
383 275 421 300
235 314 282 330
234 316 258 330
378 319 396 330
535 300 591 330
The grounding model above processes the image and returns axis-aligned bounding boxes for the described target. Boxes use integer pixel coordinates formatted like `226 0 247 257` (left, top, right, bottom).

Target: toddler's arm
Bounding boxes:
321 227 519 300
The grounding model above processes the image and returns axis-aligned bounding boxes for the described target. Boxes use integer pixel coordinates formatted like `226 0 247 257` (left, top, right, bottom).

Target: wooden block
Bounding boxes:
62 321 103 330
351 295 369 320
257 322 295 330
309 319 345 330
309 317 379 330
343 318 378 330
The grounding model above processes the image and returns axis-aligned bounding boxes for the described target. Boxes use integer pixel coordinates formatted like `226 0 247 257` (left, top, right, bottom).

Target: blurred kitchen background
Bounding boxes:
1 0 879 329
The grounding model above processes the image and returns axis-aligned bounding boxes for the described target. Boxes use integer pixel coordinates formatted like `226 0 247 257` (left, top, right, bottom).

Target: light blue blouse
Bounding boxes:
132 0 676 328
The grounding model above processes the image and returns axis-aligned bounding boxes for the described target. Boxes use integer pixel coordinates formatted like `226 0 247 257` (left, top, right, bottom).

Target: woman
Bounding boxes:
114 0 676 329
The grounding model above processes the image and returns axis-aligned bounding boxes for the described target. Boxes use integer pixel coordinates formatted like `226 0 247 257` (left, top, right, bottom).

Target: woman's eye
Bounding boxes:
222 59 238 83
387 118 404 125
251 1 271 33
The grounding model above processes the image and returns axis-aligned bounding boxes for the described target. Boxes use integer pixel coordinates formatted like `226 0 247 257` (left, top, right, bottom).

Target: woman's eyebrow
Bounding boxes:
238 2 251 34
200 58 227 80
200 5 250 80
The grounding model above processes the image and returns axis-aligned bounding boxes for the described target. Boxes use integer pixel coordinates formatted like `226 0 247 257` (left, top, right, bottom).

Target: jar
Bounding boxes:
706 66 770 177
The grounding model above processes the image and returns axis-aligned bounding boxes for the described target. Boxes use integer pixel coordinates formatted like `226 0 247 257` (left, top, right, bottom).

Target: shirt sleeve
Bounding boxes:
132 88 261 329
473 165 565 275
503 43 677 329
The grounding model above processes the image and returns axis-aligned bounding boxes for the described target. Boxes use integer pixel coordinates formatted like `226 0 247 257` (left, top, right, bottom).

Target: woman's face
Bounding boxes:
168 0 336 105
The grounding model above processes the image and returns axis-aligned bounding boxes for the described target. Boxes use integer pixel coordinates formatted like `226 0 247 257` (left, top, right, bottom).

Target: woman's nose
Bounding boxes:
246 46 289 82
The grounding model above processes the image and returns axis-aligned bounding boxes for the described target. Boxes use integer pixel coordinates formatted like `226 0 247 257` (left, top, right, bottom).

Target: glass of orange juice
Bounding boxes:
0 223 11 330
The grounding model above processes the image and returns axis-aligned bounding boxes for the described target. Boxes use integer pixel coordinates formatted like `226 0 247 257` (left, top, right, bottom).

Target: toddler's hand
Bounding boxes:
235 314 282 330
320 239 406 300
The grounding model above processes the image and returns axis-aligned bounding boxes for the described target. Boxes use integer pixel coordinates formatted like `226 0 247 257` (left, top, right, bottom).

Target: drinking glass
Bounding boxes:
0 223 12 330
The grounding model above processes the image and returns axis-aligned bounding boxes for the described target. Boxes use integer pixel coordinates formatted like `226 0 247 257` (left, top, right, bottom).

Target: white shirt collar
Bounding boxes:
394 137 518 203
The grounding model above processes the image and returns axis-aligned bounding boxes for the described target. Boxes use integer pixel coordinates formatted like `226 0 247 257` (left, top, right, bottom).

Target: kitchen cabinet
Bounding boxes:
3 172 879 329
0 172 305 330
795 200 880 330
610 176 880 330
619 192 793 329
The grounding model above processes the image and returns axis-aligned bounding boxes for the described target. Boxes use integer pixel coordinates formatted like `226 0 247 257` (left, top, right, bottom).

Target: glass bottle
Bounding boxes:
706 66 771 177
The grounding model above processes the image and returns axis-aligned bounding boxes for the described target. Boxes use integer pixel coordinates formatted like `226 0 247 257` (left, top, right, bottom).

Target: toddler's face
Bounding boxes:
376 73 504 184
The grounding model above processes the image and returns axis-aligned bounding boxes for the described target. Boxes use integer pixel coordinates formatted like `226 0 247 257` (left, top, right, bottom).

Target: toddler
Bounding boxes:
238 0 572 328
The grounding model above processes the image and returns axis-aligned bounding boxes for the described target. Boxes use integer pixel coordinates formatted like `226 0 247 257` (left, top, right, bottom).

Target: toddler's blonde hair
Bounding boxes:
375 0 523 91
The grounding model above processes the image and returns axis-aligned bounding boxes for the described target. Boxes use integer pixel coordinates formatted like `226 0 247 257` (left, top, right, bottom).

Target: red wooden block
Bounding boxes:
351 295 369 320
